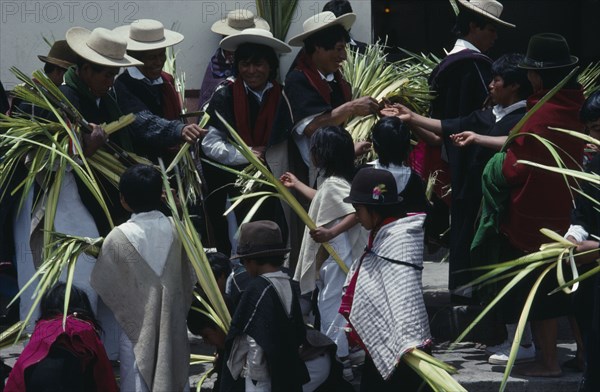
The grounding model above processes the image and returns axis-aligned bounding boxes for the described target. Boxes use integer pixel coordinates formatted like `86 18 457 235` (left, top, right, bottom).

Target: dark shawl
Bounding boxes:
220 275 308 392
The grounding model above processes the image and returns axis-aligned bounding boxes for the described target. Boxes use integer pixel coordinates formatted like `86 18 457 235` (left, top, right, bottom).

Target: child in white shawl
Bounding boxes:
281 126 367 364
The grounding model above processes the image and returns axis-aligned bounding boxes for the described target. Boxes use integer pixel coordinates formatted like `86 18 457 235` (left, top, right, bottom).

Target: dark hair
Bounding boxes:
207 251 232 280
43 62 60 75
452 8 493 37
119 164 163 213
304 25 350 55
244 255 286 267
581 90 600 123
310 126 355 180
491 53 533 99
361 203 405 220
372 117 411 166
75 57 108 73
40 283 101 331
233 43 279 81
533 65 580 90
322 0 353 16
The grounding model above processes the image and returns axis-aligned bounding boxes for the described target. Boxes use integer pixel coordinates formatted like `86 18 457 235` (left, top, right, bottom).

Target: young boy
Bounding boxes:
91 164 194 391
220 220 309 392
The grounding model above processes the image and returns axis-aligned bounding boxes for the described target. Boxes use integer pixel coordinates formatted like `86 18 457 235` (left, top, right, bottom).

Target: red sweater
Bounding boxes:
501 88 585 252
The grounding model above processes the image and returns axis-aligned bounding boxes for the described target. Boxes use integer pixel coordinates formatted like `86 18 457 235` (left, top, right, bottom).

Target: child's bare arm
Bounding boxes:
310 213 359 243
280 172 317 200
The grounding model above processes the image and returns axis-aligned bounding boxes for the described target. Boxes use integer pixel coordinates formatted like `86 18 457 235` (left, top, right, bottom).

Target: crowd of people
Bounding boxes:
1 0 599 391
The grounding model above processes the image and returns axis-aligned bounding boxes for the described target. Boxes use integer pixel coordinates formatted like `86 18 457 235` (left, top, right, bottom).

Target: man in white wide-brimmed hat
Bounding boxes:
113 19 205 162
63 26 142 157
284 11 377 183
199 9 270 108
201 28 292 259
416 0 515 310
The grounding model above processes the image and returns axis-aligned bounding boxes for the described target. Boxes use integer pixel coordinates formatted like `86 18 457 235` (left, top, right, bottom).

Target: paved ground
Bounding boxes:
1 259 584 391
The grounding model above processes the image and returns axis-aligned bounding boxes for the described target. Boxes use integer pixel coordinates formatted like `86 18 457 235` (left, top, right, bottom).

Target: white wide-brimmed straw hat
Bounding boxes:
220 28 291 53
113 19 184 51
66 27 143 67
457 0 515 28
288 11 356 47
211 9 270 36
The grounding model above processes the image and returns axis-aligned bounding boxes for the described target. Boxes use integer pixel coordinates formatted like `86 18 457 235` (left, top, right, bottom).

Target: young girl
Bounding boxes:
370 116 428 214
5 283 117 392
340 168 431 391
281 126 367 368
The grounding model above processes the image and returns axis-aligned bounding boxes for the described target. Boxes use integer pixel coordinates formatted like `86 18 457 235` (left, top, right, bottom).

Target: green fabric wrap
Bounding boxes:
470 151 510 268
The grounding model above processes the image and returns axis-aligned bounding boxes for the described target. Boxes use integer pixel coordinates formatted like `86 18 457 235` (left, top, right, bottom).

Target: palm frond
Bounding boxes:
503 67 579 148
8 233 102 338
402 349 466 392
159 160 232 330
0 321 28 348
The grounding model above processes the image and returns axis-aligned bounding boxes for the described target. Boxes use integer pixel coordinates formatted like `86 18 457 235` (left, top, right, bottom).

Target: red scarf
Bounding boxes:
5 316 118 392
160 71 183 120
232 78 281 147
295 49 352 105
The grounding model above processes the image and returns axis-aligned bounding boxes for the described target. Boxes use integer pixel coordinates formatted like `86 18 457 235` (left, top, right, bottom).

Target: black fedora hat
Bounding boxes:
343 168 402 205
231 220 290 259
519 33 578 70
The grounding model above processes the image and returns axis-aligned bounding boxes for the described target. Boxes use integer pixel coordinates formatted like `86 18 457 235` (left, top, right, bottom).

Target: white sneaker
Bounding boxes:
485 340 510 355
488 345 536 365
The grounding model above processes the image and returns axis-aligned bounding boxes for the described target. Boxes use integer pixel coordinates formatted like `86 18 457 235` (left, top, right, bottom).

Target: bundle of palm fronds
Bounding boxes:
1 68 147 249
341 41 438 160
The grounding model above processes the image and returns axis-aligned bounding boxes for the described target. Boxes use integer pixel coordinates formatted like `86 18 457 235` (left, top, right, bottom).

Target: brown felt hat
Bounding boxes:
231 220 290 259
519 33 578 70
38 40 77 70
343 168 402 205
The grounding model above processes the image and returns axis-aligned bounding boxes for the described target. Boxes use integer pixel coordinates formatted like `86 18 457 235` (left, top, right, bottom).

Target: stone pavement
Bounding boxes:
0 260 584 391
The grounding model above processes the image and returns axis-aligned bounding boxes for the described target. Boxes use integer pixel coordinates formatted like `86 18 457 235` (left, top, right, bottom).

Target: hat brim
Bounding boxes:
66 27 142 67
288 13 356 47
113 25 184 51
457 0 515 28
211 17 270 36
518 55 579 70
37 55 73 70
230 247 290 260
220 32 291 53
342 195 402 205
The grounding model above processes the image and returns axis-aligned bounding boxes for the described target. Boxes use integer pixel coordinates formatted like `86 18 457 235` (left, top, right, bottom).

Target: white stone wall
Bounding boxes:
0 0 371 90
